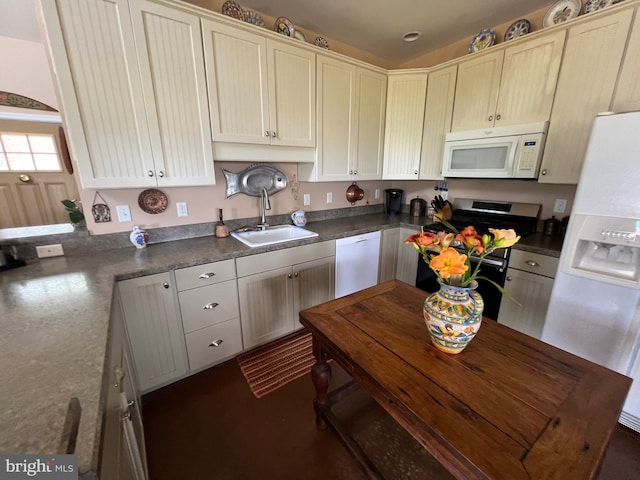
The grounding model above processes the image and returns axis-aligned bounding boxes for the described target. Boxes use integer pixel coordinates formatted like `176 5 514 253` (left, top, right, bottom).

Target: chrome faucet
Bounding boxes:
258 187 271 230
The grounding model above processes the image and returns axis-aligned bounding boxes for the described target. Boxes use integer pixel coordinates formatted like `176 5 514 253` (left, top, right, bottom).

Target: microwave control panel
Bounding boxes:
515 133 546 174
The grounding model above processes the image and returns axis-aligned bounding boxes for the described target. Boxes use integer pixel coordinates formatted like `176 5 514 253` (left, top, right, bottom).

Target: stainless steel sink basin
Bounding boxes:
231 225 318 248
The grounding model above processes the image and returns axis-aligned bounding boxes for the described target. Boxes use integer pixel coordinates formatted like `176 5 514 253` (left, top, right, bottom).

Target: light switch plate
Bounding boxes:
116 205 131 222
176 202 188 217
553 199 567 213
36 244 64 258
303 194 311 206
326 192 332 204
374 189 380 199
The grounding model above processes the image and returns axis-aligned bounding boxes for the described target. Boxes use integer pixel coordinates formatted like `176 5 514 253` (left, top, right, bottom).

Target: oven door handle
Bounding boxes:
470 256 507 270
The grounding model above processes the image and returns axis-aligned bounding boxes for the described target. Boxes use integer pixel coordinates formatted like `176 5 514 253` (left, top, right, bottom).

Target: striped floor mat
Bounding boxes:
237 331 315 399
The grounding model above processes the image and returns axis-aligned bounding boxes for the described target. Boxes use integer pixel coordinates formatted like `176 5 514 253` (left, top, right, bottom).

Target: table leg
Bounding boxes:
311 336 332 430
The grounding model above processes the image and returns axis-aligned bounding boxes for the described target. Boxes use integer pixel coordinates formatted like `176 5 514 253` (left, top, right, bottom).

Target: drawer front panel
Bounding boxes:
509 249 559 278
179 280 240 333
236 240 335 277
185 319 243 371
175 259 236 291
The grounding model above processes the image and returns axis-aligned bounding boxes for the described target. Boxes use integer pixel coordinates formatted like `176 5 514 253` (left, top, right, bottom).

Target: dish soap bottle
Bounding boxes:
215 209 229 238
130 226 149 249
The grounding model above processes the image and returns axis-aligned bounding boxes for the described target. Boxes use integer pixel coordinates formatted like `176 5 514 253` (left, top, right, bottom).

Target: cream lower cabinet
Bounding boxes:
540 8 633 184
175 259 243 372
118 272 188 392
236 242 335 349
299 55 386 181
396 227 420 285
102 292 148 480
40 0 214 189
497 250 559 339
379 228 400 282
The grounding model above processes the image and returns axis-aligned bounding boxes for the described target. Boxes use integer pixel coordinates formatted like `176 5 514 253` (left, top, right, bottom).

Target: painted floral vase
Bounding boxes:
129 226 149 249
423 279 484 354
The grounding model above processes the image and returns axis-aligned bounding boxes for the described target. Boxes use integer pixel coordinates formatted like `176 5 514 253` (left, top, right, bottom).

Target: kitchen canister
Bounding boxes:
410 197 427 217
130 226 149 249
543 216 560 236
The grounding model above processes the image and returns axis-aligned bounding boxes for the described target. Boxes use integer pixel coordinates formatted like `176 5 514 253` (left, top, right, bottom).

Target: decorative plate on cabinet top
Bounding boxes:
221 1 244 20
314 36 330 49
138 189 168 214
468 29 495 53
274 17 294 37
243 10 265 27
294 29 307 42
582 0 619 14
504 19 532 41
543 0 581 27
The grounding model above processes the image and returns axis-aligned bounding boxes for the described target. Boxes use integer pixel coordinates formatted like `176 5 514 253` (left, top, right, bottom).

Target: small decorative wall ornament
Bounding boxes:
91 191 111 223
0 91 58 111
222 164 288 198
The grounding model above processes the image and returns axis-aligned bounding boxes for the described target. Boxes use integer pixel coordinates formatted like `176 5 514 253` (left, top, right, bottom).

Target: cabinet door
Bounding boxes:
202 20 270 145
316 55 357 181
396 227 419 285
118 273 188 392
238 266 295 349
612 9 640 112
498 268 555 339
267 39 316 147
420 65 457 180
292 256 335 328
42 0 156 188
540 9 633 184
496 30 565 127
451 50 503 132
129 0 214 186
379 227 400 282
382 73 428 179
354 67 387 180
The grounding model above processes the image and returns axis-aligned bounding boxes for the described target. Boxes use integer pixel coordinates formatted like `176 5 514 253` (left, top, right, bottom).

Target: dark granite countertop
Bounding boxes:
0 211 563 473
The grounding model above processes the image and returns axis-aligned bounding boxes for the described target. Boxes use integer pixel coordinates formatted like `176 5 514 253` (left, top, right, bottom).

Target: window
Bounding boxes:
0 132 62 172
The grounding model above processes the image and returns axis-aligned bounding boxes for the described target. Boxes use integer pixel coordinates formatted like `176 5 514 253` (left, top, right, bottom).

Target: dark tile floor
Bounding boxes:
142 359 640 480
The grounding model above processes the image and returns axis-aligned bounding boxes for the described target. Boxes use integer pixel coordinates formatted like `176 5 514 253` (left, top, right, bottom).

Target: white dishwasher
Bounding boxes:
335 231 381 298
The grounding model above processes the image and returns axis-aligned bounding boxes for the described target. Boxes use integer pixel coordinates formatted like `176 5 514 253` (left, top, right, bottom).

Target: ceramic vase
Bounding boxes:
129 226 149 249
423 279 484 354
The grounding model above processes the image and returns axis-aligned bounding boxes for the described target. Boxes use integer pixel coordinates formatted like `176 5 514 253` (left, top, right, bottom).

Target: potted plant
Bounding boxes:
61 199 86 229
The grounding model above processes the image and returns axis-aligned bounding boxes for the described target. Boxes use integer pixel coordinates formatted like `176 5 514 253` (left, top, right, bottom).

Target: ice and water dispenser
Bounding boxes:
563 214 640 288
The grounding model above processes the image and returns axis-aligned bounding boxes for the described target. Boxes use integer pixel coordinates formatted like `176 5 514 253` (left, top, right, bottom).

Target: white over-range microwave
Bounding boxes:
442 122 548 179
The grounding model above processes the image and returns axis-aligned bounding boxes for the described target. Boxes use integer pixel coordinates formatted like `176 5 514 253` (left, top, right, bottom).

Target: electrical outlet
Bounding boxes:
326 192 332 204
36 244 64 258
374 189 380 199
176 202 188 217
116 205 131 222
553 198 567 213
303 194 311 206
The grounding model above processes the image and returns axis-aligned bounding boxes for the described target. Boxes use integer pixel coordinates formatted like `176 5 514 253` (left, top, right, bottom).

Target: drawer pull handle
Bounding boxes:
203 302 219 310
199 272 215 279
506 276 512 282
163 282 170 289
525 260 540 267
209 339 224 347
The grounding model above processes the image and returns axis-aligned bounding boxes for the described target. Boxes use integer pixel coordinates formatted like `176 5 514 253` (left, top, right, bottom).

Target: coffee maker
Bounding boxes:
384 189 404 214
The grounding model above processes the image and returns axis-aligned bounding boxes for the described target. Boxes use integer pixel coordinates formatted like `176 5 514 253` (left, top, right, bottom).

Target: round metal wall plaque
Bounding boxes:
138 189 168 214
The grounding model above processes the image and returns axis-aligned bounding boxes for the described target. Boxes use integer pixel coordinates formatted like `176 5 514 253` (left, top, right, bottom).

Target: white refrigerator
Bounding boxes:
542 111 640 433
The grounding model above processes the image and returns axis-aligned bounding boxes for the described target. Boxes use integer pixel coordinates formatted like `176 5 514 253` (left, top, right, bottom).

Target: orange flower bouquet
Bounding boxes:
405 222 521 291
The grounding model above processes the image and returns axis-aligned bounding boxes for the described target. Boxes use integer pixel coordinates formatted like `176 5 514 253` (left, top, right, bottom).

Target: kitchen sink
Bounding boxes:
230 225 319 248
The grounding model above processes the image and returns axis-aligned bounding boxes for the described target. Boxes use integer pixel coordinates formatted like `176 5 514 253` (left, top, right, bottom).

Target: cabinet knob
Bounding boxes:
294 272 299 277
506 276 512 281
158 171 165 178
488 115 493 121
265 131 270 137
414 170 418 175
496 114 501 121
203 302 219 310
349 170 353 175
163 282 170 289
199 272 215 279
353 170 357 175
288 273 292 279
525 260 540 267
272 131 276 138
541 169 548 176
209 339 224 347
147 170 154 177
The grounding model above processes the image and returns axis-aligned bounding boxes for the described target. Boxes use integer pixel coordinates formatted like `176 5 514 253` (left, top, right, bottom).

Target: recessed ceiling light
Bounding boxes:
402 31 421 42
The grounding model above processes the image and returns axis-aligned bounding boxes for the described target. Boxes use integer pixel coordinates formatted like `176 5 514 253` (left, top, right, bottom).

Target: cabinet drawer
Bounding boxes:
175 259 236 291
236 240 335 277
509 249 559 278
179 280 240 333
185 319 243 371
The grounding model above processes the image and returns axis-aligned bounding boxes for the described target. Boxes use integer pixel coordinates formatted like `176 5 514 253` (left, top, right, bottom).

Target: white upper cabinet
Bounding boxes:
612 8 640 112
202 20 316 160
452 30 565 131
382 72 428 179
540 8 633 184
419 65 457 180
301 55 386 181
40 0 214 189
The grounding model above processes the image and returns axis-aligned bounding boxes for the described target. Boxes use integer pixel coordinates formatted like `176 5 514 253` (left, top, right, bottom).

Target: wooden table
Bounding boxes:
298 280 632 480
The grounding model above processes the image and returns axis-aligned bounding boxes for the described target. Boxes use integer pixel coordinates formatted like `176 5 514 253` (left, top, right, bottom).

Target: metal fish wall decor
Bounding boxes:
222 164 288 198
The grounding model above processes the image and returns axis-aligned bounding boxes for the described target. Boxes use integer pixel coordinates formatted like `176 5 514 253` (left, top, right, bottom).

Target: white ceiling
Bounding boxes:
1 0 556 63
237 0 555 62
